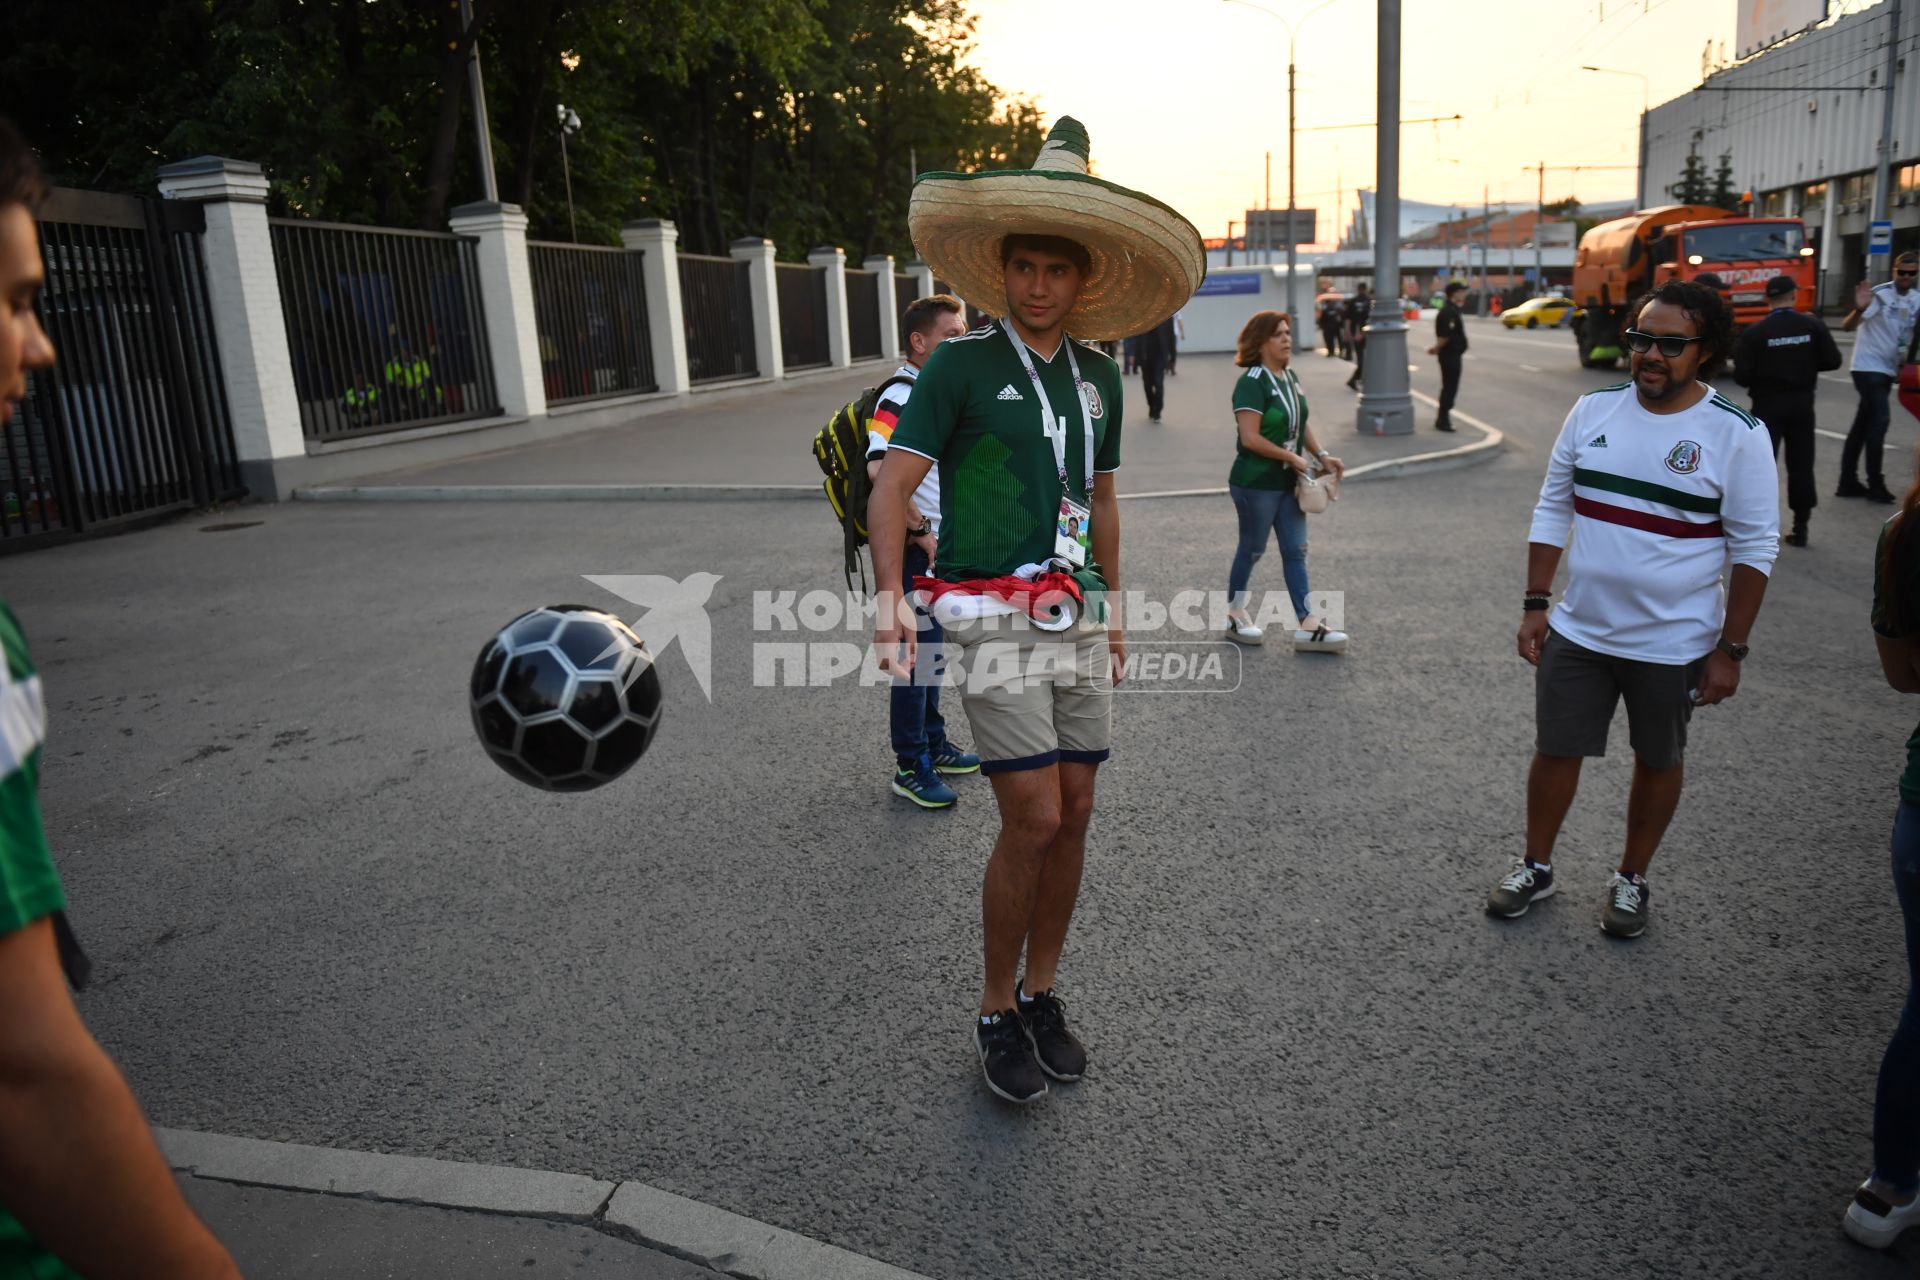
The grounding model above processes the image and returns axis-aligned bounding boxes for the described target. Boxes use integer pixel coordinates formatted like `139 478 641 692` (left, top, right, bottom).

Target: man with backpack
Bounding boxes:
864 293 980 807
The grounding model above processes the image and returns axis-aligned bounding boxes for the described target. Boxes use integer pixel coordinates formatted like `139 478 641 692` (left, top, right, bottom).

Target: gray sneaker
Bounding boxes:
1600 871 1651 938
1486 859 1555 918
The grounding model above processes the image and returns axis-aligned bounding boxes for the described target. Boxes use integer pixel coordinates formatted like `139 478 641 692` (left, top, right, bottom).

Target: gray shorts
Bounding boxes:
1535 630 1708 770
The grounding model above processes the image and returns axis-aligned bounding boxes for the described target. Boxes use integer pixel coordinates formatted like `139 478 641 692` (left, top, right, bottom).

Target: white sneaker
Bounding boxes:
1844 1179 1920 1249
1292 624 1348 653
1224 614 1264 645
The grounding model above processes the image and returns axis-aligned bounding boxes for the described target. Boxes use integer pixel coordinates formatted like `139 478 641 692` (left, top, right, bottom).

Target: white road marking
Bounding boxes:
1519 364 1542 373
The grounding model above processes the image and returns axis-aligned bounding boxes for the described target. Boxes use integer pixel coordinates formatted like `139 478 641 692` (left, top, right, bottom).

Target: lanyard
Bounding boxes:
1002 318 1095 498
1259 364 1304 453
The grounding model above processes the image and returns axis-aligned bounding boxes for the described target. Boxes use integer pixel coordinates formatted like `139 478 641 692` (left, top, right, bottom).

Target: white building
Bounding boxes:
1643 0 1917 306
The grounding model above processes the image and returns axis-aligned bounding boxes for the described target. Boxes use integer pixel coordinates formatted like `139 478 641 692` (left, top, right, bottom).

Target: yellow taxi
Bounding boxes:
1500 296 1575 329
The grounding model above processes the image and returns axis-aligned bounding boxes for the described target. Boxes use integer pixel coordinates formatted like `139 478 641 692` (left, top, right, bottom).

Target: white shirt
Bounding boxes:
1529 383 1779 664
1853 281 1920 376
865 363 941 536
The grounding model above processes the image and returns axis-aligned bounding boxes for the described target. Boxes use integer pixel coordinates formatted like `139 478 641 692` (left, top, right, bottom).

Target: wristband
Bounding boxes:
1523 591 1551 612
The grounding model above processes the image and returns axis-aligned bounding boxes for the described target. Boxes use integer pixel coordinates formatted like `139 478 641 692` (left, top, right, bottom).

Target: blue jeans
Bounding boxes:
1874 799 1920 1192
1227 483 1312 623
890 542 948 767
1842 371 1895 485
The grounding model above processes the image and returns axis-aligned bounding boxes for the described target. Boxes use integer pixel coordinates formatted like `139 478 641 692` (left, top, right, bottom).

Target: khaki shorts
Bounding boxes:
940 610 1112 774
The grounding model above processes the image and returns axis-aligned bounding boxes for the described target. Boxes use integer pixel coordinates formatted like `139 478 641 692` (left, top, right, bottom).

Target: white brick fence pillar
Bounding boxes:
620 218 689 395
730 237 783 380
864 254 900 363
447 202 545 420
808 245 851 369
155 156 304 500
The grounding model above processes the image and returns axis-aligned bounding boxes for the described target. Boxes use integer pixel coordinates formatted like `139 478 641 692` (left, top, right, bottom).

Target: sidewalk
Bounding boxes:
298 349 1497 500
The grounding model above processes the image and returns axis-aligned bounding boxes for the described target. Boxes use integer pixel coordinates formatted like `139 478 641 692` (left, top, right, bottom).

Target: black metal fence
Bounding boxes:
776 262 830 370
270 219 500 441
894 273 917 321
528 242 656 405
845 267 881 360
678 254 757 384
5 188 244 550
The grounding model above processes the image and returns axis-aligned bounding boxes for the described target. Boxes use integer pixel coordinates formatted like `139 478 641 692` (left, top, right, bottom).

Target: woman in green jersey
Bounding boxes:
1222 310 1347 652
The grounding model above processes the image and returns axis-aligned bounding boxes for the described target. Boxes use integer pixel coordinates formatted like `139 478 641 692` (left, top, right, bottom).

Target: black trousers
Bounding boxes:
1321 322 1341 356
1437 350 1463 422
1141 357 1167 419
1754 391 1818 516
1348 339 1366 384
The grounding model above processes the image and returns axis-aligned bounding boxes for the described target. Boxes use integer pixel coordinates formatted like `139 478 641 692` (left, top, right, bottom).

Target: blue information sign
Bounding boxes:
1869 220 1894 255
1195 274 1261 297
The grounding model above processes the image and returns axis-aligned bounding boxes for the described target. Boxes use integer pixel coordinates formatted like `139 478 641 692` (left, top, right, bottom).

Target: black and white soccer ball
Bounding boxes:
469 605 662 792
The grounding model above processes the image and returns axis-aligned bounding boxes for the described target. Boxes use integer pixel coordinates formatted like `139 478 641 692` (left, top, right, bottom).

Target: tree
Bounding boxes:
0 0 1042 259
1708 151 1740 211
1669 150 1711 206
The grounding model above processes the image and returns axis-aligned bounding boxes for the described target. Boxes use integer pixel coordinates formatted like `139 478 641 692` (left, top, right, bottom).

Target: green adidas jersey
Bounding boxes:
1227 363 1307 491
0 601 79 1280
888 324 1123 581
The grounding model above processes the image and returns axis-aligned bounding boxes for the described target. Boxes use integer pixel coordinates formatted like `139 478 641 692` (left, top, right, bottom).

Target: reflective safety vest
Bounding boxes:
384 355 438 395
342 384 379 410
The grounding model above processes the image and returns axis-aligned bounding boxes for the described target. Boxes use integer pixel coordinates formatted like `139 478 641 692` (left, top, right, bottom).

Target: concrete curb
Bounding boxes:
293 483 820 502
293 406 1502 504
156 1128 932 1280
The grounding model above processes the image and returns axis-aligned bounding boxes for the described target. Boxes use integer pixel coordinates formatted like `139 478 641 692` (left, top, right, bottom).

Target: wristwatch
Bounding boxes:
1716 639 1749 662
909 520 933 538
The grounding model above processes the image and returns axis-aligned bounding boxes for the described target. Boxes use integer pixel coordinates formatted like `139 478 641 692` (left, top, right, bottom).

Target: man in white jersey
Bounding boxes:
1838 250 1920 504
1487 280 1779 938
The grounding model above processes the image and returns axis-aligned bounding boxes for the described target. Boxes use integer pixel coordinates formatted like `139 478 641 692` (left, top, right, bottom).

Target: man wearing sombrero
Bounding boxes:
870 118 1204 1104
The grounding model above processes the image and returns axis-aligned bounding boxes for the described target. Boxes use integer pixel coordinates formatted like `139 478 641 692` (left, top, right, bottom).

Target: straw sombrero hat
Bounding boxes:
909 117 1205 343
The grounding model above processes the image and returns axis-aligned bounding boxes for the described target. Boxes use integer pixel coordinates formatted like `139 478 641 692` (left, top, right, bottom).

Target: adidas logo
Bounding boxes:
1591 434 1608 447
997 384 1025 401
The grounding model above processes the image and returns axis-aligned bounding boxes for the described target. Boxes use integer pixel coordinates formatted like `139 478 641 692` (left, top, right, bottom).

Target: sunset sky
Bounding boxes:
961 0 1877 245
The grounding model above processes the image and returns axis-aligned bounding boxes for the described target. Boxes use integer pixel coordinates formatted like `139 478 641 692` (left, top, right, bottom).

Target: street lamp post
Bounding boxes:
556 105 583 243
1582 65 1650 208
1359 0 1413 435
1224 0 1342 335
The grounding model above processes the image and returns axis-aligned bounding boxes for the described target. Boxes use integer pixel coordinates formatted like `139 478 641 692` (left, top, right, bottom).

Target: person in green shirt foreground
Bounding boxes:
870 118 1203 1104
0 119 241 1280
1221 310 1347 652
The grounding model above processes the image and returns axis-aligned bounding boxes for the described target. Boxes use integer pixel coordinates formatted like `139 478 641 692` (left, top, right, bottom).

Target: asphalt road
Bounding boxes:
11 317 1920 1278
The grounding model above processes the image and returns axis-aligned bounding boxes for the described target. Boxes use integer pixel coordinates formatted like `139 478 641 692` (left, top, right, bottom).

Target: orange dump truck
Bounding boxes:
1570 205 1816 368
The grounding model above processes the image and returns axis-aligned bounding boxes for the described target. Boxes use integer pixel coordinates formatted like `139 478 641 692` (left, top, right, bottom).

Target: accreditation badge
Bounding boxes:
1055 495 1091 568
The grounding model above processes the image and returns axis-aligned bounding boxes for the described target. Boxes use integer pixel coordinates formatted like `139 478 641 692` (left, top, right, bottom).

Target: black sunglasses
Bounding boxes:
1898 268 1919 278
1623 329 1704 358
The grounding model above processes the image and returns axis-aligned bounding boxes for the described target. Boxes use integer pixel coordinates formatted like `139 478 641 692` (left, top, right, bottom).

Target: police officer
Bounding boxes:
1427 280 1469 432
1732 273 1842 547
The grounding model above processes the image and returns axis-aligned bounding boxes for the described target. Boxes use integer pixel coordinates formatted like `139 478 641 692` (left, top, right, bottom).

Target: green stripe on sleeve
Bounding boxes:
1573 467 1721 514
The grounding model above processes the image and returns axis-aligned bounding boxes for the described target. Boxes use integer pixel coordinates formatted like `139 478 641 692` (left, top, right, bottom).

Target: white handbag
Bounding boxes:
1295 464 1337 514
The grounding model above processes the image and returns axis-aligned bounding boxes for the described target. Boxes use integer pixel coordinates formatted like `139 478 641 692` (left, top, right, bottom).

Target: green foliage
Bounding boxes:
1669 150 1711 206
0 0 1042 258
1708 151 1739 211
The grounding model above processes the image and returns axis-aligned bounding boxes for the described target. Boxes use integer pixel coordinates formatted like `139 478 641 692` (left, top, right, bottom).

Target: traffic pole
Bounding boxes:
1358 0 1414 436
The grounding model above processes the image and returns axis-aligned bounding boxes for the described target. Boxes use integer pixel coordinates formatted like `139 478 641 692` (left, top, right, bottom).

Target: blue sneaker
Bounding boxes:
890 756 957 808
930 742 981 775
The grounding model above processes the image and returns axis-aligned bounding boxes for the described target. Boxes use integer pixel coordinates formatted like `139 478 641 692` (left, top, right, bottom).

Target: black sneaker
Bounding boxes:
1016 982 1087 1081
976 1010 1047 1104
1869 480 1898 504
1838 476 1870 498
